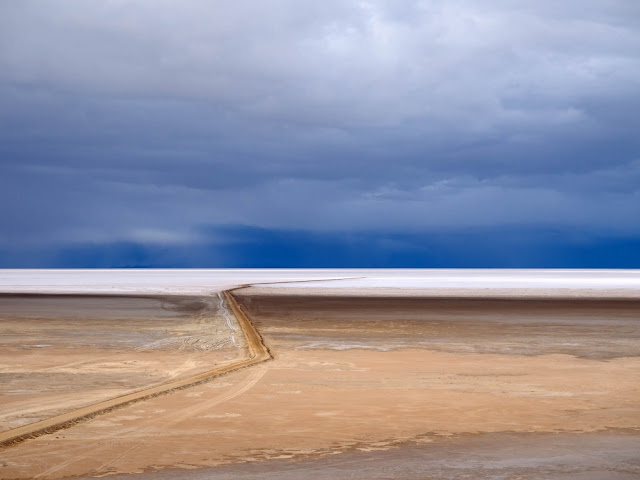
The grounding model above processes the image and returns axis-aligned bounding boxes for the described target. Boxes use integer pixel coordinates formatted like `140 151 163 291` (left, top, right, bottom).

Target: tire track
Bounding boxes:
0 290 271 449
0 277 359 449
35 365 268 479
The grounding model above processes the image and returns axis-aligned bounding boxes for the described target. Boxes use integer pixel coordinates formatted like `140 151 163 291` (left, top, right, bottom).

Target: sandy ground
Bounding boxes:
1 291 638 479
75 431 640 480
0 294 245 433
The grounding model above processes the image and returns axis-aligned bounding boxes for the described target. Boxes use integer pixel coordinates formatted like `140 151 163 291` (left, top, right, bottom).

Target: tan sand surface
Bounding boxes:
0 294 245 433
1 292 639 479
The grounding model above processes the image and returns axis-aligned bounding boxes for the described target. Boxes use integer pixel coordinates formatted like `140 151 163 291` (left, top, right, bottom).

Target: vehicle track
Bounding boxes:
0 290 271 449
0 276 358 449
34 365 269 479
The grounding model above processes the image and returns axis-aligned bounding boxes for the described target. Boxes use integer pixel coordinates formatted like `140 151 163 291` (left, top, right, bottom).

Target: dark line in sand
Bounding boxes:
0 290 269 449
0 275 362 449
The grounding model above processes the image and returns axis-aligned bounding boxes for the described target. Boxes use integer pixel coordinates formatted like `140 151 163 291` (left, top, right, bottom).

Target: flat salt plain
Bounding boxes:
1 269 639 480
3 268 640 294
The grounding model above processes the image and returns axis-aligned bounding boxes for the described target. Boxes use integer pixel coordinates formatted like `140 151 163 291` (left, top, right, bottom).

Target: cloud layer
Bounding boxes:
1 1 639 265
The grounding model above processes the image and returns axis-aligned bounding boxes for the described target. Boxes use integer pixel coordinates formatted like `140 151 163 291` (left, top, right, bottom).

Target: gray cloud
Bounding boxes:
1 0 639 249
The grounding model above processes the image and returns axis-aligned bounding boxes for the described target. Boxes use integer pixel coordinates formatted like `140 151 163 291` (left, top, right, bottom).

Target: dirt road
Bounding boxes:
0 291 270 448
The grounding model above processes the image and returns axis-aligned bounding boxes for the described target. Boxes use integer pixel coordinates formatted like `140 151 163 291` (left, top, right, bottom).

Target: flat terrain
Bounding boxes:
1 290 639 479
0 294 244 432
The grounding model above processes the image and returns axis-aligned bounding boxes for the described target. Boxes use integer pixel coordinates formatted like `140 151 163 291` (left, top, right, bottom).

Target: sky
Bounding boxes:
1 1 639 268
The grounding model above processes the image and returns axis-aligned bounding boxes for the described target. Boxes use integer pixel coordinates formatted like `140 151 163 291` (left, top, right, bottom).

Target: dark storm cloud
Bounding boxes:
1 0 639 257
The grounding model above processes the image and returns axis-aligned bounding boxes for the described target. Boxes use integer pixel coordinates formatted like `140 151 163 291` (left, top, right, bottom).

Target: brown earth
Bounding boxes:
0 294 246 434
1 292 639 479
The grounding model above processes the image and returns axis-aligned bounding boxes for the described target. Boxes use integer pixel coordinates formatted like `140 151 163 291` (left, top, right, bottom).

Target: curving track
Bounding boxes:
0 290 271 449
